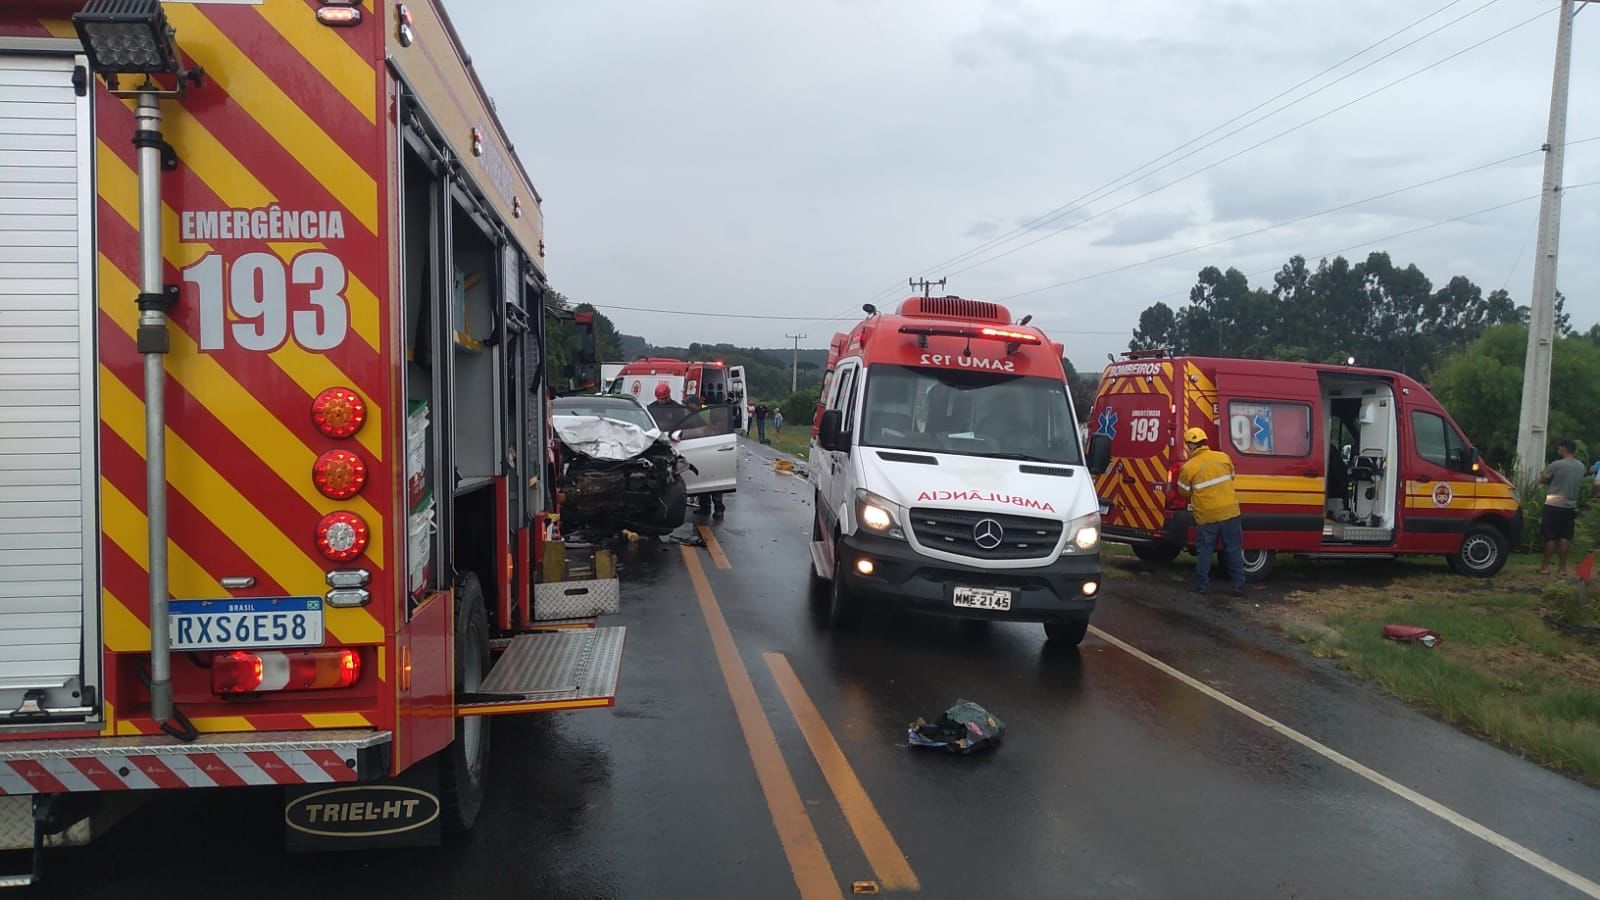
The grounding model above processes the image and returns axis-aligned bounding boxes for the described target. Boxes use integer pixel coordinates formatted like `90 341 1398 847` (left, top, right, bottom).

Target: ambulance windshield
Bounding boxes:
860 365 1083 465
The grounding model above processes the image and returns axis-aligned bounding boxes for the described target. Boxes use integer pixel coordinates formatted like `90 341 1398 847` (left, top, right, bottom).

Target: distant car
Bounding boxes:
553 395 738 498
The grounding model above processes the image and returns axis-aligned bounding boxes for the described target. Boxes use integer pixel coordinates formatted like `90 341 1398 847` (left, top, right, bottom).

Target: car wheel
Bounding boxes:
1044 619 1089 645
439 574 491 833
828 535 864 629
1240 549 1276 583
1452 524 1508 578
1132 542 1182 564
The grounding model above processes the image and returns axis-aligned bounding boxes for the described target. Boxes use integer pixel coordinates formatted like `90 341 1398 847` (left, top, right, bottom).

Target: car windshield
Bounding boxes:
553 398 657 432
860 364 1083 465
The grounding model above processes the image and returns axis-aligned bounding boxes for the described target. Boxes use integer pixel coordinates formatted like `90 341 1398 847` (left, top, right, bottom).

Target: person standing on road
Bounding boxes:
1538 439 1588 576
1176 427 1246 597
755 403 769 443
773 408 784 436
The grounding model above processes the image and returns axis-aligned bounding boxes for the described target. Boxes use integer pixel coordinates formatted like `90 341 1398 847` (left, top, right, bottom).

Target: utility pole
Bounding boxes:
1516 0 1590 486
909 277 946 298
786 332 806 393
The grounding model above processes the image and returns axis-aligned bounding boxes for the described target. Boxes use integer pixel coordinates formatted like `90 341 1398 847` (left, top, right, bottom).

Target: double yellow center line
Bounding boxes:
680 543 919 897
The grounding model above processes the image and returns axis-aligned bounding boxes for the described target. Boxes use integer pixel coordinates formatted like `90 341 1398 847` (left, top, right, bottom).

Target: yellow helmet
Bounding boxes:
1184 427 1209 446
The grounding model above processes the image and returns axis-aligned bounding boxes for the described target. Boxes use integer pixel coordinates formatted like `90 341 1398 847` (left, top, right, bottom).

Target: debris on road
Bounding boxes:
1382 623 1442 647
774 458 807 477
662 526 707 548
907 700 1005 754
851 881 882 894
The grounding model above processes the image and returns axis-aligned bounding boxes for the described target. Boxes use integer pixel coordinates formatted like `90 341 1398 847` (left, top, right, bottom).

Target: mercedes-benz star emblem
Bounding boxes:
972 518 1005 550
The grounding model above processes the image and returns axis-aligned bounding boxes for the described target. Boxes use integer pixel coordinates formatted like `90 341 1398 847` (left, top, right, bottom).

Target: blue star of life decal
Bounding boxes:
1252 408 1274 453
1096 407 1118 440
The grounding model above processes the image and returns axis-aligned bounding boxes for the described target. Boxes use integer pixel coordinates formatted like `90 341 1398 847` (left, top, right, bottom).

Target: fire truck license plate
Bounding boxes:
169 598 325 651
952 587 1012 611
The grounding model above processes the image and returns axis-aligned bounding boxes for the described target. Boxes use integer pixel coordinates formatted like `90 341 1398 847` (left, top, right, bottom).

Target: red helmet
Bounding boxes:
655 382 671 401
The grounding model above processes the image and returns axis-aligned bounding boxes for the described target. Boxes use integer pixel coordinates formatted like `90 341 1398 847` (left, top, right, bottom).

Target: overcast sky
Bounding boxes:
449 0 1599 366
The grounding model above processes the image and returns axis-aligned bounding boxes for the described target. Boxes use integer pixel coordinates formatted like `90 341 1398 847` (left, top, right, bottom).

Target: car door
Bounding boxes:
673 405 739 495
1215 370 1325 552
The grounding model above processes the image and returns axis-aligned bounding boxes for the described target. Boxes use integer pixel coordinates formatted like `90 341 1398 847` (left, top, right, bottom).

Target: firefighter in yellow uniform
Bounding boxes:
1176 427 1246 596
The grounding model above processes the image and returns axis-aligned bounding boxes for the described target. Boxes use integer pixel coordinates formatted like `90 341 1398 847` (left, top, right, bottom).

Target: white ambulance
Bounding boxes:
807 296 1113 644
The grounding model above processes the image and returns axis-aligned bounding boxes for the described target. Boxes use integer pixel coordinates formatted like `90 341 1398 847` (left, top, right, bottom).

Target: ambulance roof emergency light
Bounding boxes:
73 0 182 77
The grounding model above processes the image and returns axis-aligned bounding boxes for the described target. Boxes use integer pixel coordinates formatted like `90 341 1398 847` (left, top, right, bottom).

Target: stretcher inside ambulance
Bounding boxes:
808 297 1113 645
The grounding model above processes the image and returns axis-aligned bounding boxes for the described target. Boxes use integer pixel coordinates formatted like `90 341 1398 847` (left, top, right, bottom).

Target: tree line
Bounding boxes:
1122 251 1596 470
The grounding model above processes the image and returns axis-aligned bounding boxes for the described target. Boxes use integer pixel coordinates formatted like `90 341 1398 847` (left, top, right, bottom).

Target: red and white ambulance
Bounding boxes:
1088 353 1523 578
808 297 1112 645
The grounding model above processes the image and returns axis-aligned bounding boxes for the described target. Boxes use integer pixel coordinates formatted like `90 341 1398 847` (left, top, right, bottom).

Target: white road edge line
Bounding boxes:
1088 624 1600 899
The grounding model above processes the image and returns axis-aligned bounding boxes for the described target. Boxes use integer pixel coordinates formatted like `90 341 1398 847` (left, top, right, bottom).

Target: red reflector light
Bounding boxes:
212 649 361 695
312 449 368 499
315 6 362 26
316 511 370 561
311 387 367 439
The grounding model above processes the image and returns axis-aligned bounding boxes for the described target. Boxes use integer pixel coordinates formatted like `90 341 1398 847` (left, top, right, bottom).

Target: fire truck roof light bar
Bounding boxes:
896 323 1042 353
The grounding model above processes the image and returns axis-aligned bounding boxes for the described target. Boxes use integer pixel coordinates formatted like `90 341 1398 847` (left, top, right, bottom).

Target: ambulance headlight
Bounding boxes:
1065 513 1101 553
855 489 905 540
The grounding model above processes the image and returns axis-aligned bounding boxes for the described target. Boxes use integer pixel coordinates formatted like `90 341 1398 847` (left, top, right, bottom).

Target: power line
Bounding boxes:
940 2 1556 280
583 301 1134 334
856 0 1498 305
999 136 1600 302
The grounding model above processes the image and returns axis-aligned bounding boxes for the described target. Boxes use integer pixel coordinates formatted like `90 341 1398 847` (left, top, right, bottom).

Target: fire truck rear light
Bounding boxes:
315 6 362 26
312 449 368 499
311 387 367 439
325 569 371 589
212 649 360 695
326 588 370 608
315 511 370 561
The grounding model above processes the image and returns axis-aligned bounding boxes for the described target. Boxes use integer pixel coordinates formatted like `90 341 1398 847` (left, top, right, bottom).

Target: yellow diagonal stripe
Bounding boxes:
101 476 227 602
98 261 385 568
304 712 375 728
102 587 152 654
257 0 378 125
189 716 256 733
162 7 378 235
97 144 384 461
101 376 383 646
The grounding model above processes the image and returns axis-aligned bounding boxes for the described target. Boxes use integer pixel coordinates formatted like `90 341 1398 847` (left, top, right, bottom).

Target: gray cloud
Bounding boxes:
444 0 1600 365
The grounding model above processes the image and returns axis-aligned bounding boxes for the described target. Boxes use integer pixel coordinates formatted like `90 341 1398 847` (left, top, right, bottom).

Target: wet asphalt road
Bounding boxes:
24 437 1600 898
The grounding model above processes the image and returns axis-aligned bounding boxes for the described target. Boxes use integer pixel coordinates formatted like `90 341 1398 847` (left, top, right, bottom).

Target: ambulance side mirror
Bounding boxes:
1463 446 1481 474
1087 433 1112 475
818 409 849 453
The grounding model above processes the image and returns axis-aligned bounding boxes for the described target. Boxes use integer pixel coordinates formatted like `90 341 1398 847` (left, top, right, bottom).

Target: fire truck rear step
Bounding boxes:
459 626 625 717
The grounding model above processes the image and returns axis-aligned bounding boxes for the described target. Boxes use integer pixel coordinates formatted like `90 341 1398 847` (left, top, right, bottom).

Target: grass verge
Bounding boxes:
1258 556 1600 783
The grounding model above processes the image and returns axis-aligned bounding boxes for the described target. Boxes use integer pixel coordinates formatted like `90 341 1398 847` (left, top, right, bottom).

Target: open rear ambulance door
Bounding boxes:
1213 367 1324 553
0 49 98 724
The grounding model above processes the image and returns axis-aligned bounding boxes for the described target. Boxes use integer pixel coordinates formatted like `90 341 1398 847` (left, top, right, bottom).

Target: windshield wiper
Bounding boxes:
981 451 1074 465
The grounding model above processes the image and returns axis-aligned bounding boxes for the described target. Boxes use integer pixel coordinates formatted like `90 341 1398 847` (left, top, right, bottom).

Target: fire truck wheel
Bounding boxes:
1450 524 1508 578
1132 542 1182 564
440 575 491 834
1043 619 1089 645
1239 549 1276 582
828 535 865 629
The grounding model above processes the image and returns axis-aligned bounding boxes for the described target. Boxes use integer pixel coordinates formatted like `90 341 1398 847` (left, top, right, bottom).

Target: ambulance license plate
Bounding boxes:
952 587 1012 611
169 597 325 650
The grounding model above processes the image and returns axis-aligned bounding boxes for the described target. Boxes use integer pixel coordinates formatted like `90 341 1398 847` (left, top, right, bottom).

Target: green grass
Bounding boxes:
759 428 811 459
1267 566 1600 783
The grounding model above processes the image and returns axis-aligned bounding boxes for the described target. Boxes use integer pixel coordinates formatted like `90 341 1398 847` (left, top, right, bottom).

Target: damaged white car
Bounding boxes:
552 395 738 535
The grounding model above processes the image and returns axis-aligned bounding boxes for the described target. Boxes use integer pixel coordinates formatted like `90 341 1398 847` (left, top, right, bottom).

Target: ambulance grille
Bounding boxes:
909 508 1063 560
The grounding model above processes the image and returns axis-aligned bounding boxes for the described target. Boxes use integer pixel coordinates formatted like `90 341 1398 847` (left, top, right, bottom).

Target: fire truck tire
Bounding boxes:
828 535 865 629
1240 549 1275 582
1450 525 1508 578
440 575 491 834
1132 542 1182 564
1043 619 1089 645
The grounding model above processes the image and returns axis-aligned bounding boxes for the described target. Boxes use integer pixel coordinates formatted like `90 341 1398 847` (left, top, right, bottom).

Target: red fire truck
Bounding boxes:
0 0 624 875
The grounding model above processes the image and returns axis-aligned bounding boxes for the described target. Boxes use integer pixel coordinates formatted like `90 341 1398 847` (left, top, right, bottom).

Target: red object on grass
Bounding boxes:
1577 552 1595 585
1383 624 1442 647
